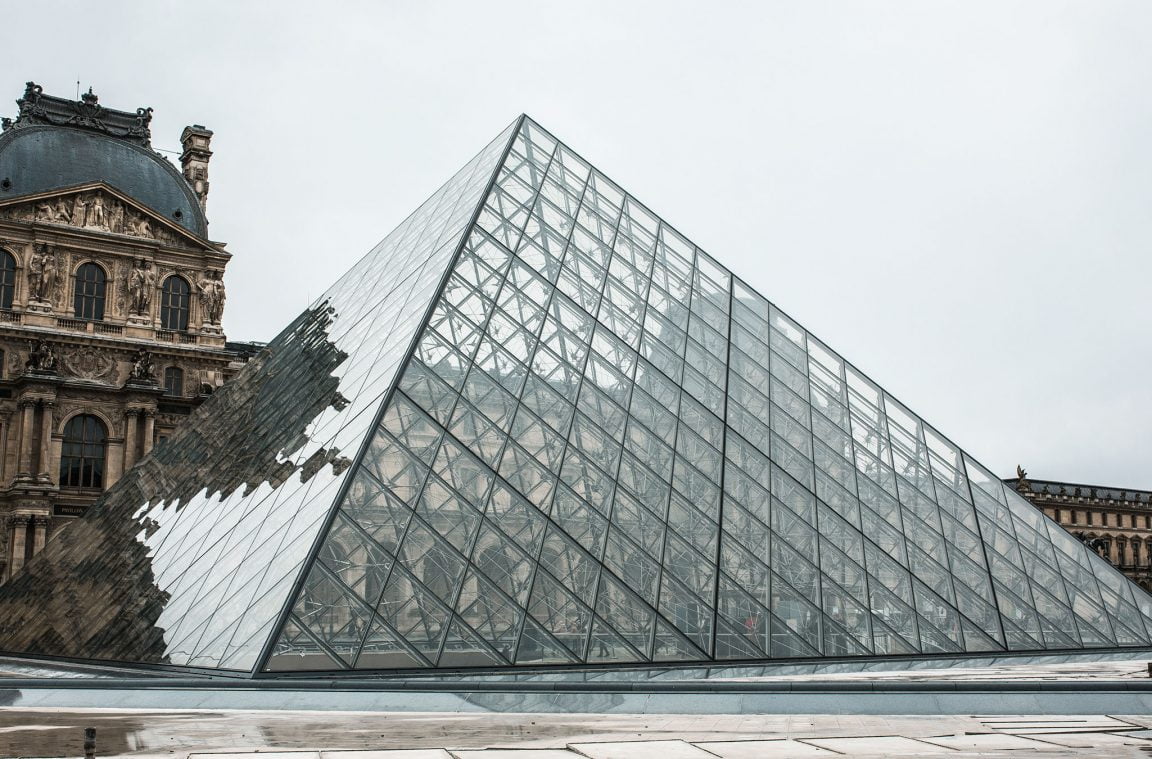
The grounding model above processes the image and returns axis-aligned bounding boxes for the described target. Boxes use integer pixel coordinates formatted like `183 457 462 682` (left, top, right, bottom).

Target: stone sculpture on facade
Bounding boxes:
31 197 72 225
71 194 88 228
128 348 156 383
86 194 106 229
8 82 153 146
25 339 56 373
196 269 226 326
27 244 58 305
127 259 157 317
4 191 177 244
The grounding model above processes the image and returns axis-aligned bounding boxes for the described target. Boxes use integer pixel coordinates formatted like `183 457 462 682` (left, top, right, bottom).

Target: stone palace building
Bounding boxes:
0 82 254 582
1009 470 1152 591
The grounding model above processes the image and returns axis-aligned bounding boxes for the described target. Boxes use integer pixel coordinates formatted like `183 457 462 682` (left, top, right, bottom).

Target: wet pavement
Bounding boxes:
4 710 1152 758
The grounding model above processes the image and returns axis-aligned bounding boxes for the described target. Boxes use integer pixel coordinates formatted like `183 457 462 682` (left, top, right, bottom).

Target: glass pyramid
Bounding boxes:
1 116 1149 676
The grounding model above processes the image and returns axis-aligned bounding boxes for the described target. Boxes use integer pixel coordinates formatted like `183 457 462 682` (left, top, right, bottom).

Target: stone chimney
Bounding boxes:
179 124 213 213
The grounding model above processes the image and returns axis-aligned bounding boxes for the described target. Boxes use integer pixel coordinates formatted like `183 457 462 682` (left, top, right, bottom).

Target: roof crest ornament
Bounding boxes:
2 81 153 146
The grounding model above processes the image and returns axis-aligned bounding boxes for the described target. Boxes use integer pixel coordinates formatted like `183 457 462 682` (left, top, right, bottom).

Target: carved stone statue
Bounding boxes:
27 247 45 298
196 269 225 324
127 259 157 315
27 244 58 303
129 348 155 382
108 199 125 234
41 248 57 302
53 198 72 223
71 194 88 228
128 211 151 238
86 193 106 229
25 339 56 373
1014 464 1031 492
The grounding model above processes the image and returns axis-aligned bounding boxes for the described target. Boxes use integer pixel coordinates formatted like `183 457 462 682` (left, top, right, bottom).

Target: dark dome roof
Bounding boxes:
0 125 207 237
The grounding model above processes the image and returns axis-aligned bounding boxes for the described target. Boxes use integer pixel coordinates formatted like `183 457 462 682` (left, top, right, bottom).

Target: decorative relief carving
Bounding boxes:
9 82 153 146
113 259 131 317
53 248 73 311
156 413 186 428
2 190 178 244
60 347 117 382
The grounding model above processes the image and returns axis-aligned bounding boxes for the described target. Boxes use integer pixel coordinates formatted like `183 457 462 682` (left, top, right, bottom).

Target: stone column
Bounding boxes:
7 514 28 577
37 401 54 482
123 409 139 472
15 400 35 478
142 411 155 457
0 414 9 482
31 516 48 555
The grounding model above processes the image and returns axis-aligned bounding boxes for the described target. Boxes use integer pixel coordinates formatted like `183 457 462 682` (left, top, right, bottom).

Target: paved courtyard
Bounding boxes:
4 710 1152 758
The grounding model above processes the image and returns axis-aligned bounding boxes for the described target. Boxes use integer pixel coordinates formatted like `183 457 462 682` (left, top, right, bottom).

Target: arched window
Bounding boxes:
163 366 184 396
0 250 15 310
160 275 190 331
59 414 107 489
73 263 106 321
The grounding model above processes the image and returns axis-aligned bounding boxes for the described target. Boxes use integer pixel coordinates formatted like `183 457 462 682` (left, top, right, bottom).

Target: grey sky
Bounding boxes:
4 1 1149 487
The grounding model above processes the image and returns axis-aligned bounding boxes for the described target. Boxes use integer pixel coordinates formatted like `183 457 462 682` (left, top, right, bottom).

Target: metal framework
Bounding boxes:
1 116 1150 678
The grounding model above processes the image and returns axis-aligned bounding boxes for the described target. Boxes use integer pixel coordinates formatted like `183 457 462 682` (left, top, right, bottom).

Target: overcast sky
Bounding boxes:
4 1 1150 488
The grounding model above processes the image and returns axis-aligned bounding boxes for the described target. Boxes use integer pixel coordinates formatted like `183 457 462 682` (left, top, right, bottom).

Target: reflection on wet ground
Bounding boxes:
3 710 1152 758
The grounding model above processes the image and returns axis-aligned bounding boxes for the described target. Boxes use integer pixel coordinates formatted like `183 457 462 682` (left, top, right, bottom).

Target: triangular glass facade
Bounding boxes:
1 116 1150 676
0 119 518 672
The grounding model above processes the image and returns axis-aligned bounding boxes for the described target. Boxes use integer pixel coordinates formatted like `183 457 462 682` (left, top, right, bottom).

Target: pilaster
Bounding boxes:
6 513 29 578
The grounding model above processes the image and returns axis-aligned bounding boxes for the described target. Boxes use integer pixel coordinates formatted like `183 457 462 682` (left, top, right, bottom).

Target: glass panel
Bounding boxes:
10 115 1152 679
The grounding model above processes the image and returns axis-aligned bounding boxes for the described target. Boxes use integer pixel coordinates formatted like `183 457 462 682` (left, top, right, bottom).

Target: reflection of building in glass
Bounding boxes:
1009 474 1152 591
2 115 1152 677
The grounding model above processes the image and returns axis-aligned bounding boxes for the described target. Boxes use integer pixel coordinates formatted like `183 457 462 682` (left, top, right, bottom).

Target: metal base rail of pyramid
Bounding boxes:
1 115 1150 696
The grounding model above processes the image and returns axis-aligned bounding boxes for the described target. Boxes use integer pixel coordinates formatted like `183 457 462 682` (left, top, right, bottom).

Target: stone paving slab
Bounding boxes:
801 735 946 754
450 752 577 759
1023 731 1152 747
694 739 839 756
567 740 717 758
919 732 1061 750
978 715 1138 732
190 754 321 759
8 709 1152 757
322 751 454 759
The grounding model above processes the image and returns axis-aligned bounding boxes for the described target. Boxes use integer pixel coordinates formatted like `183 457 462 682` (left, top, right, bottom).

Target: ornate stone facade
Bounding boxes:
0 83 256 583
1008 470 1152 591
